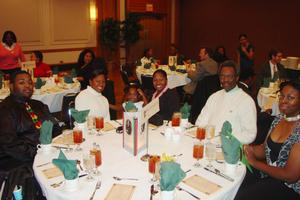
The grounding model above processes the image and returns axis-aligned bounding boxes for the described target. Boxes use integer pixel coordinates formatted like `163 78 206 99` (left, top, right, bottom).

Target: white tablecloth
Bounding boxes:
0 83 80 113
136 66 191 89
33 122 246 200
257 87 280 116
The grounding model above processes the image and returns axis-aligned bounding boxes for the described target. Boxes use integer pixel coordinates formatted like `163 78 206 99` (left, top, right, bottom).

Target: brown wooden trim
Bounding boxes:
23 47 97 54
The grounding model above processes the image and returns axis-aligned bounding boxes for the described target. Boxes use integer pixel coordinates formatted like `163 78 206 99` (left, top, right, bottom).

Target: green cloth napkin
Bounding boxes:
262 77 271 88
70 68 77 78
144 63 151 69
70 108 89 123
220 121 253 172
64 76 74 84
52 150 79 180
180 103 191 119
220 121 240 164
160 161 186 191
35 77 44 89
124 101 138 112
39 120 53 144
52 66 59 75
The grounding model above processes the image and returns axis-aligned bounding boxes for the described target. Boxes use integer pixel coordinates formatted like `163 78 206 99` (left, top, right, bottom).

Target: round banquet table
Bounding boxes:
257 87 280 116
136 66 191 89
33 121 246 200
0 82 80 113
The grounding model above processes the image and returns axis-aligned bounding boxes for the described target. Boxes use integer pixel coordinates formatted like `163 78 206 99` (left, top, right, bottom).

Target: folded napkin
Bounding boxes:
124 101 138 112
160 161 186 191
64 76 74 84
70 108 89 123
70 68 77 78
144 63 151 69
52 66 59 75
35 77 45 89
262 77 271 88
180 103 191 119
52 150 79 180
220 121 253 172
220 121 240 164
39 120 53 144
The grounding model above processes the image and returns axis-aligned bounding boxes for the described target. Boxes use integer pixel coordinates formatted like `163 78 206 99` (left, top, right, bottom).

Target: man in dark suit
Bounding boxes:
257 49 287 87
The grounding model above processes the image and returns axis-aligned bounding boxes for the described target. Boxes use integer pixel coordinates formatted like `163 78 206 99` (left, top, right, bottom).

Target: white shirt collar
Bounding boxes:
2 42 16 51
87 86 102 97
223 85 239 94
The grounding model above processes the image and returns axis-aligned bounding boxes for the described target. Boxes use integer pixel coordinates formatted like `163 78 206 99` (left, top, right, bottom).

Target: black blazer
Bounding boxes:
257 62 287 87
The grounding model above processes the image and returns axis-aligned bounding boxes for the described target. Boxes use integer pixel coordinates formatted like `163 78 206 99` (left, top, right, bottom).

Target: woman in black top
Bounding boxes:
235 80 300 199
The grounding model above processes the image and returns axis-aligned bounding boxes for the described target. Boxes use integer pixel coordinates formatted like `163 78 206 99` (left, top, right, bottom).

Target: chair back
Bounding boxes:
189 75 221 124
120 66 130 86
141 75 154 99
61 93 78 128
102 80 117 120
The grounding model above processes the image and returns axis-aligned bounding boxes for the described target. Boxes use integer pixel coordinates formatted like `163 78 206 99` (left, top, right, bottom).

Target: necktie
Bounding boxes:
273 65 279 81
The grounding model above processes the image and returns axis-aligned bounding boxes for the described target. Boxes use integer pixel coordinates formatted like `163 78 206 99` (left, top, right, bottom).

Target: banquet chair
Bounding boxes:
102 80 117 120
141 75 154 99
120 64 139 87
61 93 78 129
189 75 221 124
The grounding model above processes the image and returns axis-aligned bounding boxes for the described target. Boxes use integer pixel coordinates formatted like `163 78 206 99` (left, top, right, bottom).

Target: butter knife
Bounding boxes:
204 167 234 182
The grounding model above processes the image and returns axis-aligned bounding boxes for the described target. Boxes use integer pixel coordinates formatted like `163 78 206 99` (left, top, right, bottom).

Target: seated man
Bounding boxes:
0 71 61 198
184 47 218 95
195 60 257 144
257 48 287 87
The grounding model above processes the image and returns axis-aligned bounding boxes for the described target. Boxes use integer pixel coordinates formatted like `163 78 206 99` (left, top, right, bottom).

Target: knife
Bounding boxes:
52 145 68 150
204 167 234 182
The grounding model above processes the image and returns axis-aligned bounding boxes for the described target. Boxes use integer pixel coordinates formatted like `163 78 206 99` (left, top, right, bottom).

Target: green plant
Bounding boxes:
121 13 143 45
99 18 121 51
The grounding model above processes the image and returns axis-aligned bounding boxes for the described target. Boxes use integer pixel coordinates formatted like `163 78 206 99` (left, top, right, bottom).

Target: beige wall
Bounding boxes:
0 0 97 64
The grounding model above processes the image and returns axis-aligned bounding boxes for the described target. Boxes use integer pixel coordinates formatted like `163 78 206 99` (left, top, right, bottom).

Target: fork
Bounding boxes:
89 181 101 200
176 186 200 199
113 176 139 181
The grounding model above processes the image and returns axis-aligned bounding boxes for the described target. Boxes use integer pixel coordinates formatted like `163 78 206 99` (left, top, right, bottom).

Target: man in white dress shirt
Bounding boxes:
75 69 110 121
196 60 257 144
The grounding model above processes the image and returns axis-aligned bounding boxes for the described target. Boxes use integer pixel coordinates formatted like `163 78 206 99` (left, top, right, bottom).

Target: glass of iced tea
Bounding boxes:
95 116 104 135
73 128 83 151
148 155 160 182
193 141 204 167
90 144 102 176
196 127 206 140
171 112 181 127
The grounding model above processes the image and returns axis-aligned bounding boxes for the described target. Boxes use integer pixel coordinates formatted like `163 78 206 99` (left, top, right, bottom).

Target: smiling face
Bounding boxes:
219 66 239 92
89 74 106 93
12 73 34 98
279 85 300 117
153 71 167 93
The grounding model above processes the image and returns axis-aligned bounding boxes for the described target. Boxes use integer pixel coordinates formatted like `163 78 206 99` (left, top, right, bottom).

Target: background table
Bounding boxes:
136 66 191 89
257 87 280 116
34 122 246 200
0 82 80 113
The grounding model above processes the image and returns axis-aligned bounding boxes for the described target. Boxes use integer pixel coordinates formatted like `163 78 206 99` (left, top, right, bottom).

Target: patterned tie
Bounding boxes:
25 102 42 129
273 64 279 82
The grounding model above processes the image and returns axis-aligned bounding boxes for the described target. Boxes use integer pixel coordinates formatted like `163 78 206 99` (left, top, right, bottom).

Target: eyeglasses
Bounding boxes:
278 94 296 102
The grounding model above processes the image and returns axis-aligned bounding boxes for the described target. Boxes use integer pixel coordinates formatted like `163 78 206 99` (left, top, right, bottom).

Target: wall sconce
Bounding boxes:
90 1 97 21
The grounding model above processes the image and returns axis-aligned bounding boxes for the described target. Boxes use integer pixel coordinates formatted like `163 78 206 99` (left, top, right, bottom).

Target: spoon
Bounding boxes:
76 160 83 171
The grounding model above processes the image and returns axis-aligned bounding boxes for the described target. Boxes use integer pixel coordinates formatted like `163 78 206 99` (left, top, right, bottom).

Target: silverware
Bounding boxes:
184 169 191 173
52 145 68 150
186 125 197 130
176 186 200 199
50 174 88 188
160 132 165 136
36 162 51 168
172 153 183 157
76 160 84 171
204 167 234 182
89 181 101 200
113 176 139 181
114 120 122 126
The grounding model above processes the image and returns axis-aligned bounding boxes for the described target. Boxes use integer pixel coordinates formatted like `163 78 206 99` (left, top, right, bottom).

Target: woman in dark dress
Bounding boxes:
150 69 180 124
235 80 300 199
76 49 95 89
237 34 255 74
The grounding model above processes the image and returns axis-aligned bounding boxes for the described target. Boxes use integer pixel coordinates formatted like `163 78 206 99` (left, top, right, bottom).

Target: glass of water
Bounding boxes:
205 141 216 168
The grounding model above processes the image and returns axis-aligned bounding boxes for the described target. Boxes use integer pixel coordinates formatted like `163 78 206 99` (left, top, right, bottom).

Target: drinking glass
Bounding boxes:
73 128 83 151
196 127 206 141
83 153 95 181
90 144 102 176
205 142 216 168
171 112 181 127
206 125 215 141
87 116 95 135
148 155 160 182
95 116 104 135
62 129 73 152
193 141 204 167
